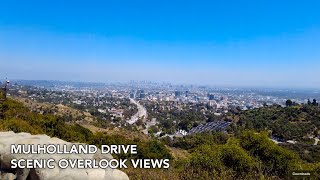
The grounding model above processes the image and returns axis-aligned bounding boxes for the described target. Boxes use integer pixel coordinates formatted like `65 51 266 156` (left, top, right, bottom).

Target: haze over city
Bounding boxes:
1 0 320 88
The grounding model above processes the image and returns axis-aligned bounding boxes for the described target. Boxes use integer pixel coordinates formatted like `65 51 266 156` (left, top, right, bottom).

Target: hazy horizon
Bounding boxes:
1 1 320 88
4 79 320 91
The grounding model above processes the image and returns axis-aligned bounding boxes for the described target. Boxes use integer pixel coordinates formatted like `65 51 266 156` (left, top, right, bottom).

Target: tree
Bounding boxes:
286 99 293 107
136 118 143 126
148 125 159 134
312 99 318 106
239 131 300 177
221 139 258 174
207 114 215 122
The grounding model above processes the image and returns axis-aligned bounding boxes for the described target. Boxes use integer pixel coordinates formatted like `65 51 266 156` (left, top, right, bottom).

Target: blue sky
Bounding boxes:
0 0 320 88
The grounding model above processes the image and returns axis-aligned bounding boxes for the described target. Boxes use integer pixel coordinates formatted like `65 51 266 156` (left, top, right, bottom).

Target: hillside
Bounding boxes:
13 97 95 122
1 98 320 179
235 104 320 141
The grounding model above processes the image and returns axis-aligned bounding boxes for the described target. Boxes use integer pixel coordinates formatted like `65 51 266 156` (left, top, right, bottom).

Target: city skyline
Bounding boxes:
1 1 320 88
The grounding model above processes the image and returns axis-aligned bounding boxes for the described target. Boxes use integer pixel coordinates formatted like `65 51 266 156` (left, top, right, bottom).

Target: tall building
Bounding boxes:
140 93 145 99
185 91 189 97
208 94 215 100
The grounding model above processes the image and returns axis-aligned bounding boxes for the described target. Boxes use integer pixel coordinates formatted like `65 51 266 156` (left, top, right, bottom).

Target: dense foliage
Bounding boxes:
236 104 320 140
280 143 320 163
162 131 229 150
173 131 319 179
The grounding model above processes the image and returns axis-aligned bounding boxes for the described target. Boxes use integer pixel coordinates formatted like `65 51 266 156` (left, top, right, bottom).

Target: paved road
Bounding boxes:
127 98 147 125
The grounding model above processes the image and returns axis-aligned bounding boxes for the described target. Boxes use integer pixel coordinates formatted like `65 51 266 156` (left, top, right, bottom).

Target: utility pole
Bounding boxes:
0 79 9 119
0 79 9 101
4 80 9 99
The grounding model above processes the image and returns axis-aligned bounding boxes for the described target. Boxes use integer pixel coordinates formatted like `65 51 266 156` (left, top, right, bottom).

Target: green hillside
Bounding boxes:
236 103 320 141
